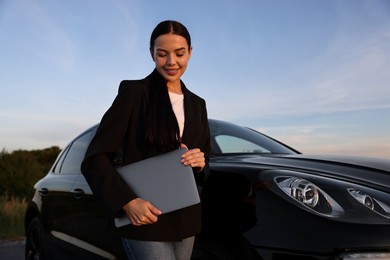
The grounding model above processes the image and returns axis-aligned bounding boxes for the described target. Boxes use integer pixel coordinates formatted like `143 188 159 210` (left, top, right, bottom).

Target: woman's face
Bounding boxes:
151 33 192 87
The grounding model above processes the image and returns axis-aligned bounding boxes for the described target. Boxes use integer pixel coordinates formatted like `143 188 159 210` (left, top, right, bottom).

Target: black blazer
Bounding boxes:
81 70 210 241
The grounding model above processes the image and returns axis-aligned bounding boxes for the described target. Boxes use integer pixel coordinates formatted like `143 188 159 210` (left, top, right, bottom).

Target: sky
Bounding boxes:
0 0 389 159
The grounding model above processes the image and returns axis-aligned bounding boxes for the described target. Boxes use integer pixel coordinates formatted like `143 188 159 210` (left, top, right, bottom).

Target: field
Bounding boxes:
0 146 61 240
0 195 27 239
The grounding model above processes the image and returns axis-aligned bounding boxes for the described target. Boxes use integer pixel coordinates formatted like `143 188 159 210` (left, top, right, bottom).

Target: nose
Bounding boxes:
167 54 176 65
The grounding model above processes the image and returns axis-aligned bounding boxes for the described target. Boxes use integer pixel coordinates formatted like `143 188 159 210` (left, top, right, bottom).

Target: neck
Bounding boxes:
167 81 183 94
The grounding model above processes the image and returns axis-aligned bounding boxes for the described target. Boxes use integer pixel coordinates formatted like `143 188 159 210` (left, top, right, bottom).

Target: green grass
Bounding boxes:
0 195 27 239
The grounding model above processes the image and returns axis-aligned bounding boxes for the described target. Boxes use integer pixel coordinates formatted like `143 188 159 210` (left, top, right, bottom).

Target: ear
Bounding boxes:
188 46 192 58
150 47 155 61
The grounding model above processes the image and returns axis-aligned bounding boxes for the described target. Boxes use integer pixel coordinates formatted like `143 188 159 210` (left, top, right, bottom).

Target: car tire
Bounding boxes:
25 217 47 260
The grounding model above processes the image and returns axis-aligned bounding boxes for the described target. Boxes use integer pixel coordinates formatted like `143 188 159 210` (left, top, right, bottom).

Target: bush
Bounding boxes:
0 146 61 239
0 194 27 239
0 146 61 199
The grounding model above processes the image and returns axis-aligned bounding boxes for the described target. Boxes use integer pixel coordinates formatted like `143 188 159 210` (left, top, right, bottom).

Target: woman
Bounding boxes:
81 20 210 260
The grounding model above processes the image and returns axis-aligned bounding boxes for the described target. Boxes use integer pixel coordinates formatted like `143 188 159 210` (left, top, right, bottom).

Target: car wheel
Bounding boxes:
25 217 47 260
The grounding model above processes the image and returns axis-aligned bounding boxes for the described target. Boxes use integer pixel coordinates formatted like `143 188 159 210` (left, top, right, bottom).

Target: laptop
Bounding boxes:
114 148 200 227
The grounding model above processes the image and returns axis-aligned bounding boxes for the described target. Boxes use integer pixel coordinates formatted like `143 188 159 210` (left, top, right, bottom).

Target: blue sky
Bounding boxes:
0 0 389 158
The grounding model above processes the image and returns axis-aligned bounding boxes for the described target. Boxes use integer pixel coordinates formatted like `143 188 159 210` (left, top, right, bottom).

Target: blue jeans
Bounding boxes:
121 236 195 260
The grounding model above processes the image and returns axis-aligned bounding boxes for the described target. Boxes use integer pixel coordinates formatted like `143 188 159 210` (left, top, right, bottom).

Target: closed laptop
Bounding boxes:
114 148 200 227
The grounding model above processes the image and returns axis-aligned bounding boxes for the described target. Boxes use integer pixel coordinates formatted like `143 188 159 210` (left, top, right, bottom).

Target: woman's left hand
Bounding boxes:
180 143 205 172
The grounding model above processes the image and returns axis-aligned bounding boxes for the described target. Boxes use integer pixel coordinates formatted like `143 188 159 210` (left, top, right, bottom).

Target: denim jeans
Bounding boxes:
121 236 195 260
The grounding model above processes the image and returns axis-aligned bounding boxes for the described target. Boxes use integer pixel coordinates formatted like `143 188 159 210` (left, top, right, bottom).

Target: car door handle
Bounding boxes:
71 188 85 199
38 188 49 196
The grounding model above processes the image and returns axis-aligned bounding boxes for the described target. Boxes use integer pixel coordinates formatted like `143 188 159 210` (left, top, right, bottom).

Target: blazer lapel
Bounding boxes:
182 83 193 144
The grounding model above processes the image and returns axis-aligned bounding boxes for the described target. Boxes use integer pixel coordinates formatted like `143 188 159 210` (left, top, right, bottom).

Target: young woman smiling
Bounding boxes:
82 20 210 260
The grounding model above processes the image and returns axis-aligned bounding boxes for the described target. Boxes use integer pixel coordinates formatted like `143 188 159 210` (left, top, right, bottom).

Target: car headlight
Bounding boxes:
276 176 344 218
290 179 319 207
348 188 390 219
261 170 390 224
348 188 374 209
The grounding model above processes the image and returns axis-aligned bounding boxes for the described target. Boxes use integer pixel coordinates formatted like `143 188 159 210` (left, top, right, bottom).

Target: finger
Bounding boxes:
137 213 157 224
147 202 162 216
184 156 205 168
125 199 160 225
129 214 145 226
192 158 205 168
135 202 161 224
182 151 204 164
183 148 201 157
132 212 156 225
182 150 202 162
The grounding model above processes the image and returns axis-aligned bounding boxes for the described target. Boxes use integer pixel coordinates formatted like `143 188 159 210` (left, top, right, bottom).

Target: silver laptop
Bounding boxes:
114 148 200 227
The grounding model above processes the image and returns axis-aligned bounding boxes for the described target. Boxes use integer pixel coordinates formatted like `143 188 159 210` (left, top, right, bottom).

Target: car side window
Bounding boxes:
52 145 70 173
58 130 94 174
215 135 271 154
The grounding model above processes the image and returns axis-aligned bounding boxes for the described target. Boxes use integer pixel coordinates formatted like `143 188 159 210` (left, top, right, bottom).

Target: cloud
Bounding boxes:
1 0 389 159
0 109 95 151
206 18 390 123
254 123 390 158
23 1 75 71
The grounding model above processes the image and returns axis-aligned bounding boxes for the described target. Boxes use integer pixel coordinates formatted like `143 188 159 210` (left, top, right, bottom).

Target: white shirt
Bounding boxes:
168 92 185 138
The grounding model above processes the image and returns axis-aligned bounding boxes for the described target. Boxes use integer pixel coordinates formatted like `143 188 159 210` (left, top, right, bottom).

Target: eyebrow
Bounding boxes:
156 47 187 52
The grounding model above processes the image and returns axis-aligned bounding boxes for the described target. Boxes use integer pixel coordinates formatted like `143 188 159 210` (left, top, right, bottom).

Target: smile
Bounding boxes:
165 68 179 75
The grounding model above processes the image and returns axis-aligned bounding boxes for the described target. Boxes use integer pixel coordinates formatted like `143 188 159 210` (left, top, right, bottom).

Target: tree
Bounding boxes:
0 147 61 198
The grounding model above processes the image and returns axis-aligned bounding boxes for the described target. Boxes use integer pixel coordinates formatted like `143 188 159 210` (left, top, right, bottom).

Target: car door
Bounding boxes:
40 128 122 258
56 127 124 258
70 173 125 259
37 143 78 247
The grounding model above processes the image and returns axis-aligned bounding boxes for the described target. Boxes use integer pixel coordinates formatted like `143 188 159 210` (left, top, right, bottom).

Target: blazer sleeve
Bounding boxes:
183 92 211 186
81 81 139 217
197 98 211 185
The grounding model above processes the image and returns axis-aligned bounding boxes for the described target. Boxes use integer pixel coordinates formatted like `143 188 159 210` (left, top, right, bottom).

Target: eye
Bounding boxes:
156 51 167 57
176 51 185 57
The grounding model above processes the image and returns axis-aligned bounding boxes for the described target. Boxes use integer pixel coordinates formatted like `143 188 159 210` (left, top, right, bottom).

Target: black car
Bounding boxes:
25 119 390 260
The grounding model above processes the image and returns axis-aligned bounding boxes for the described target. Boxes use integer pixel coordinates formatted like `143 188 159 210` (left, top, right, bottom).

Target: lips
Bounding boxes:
165 68 179 75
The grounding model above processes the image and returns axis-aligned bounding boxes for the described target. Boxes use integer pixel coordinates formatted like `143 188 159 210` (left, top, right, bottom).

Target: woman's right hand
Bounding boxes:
122 198 162 226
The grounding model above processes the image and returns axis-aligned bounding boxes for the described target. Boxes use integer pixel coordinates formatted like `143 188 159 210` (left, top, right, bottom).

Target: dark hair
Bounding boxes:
145 70 181 153
145 21 191 153
150 20 191 50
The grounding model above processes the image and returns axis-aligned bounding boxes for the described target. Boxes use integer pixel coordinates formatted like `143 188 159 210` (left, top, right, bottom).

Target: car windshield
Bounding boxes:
210 119 299 156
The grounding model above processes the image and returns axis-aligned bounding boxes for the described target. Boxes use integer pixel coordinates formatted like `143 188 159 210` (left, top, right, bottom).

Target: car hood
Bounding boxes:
211 153 390 189
283 154 390 173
